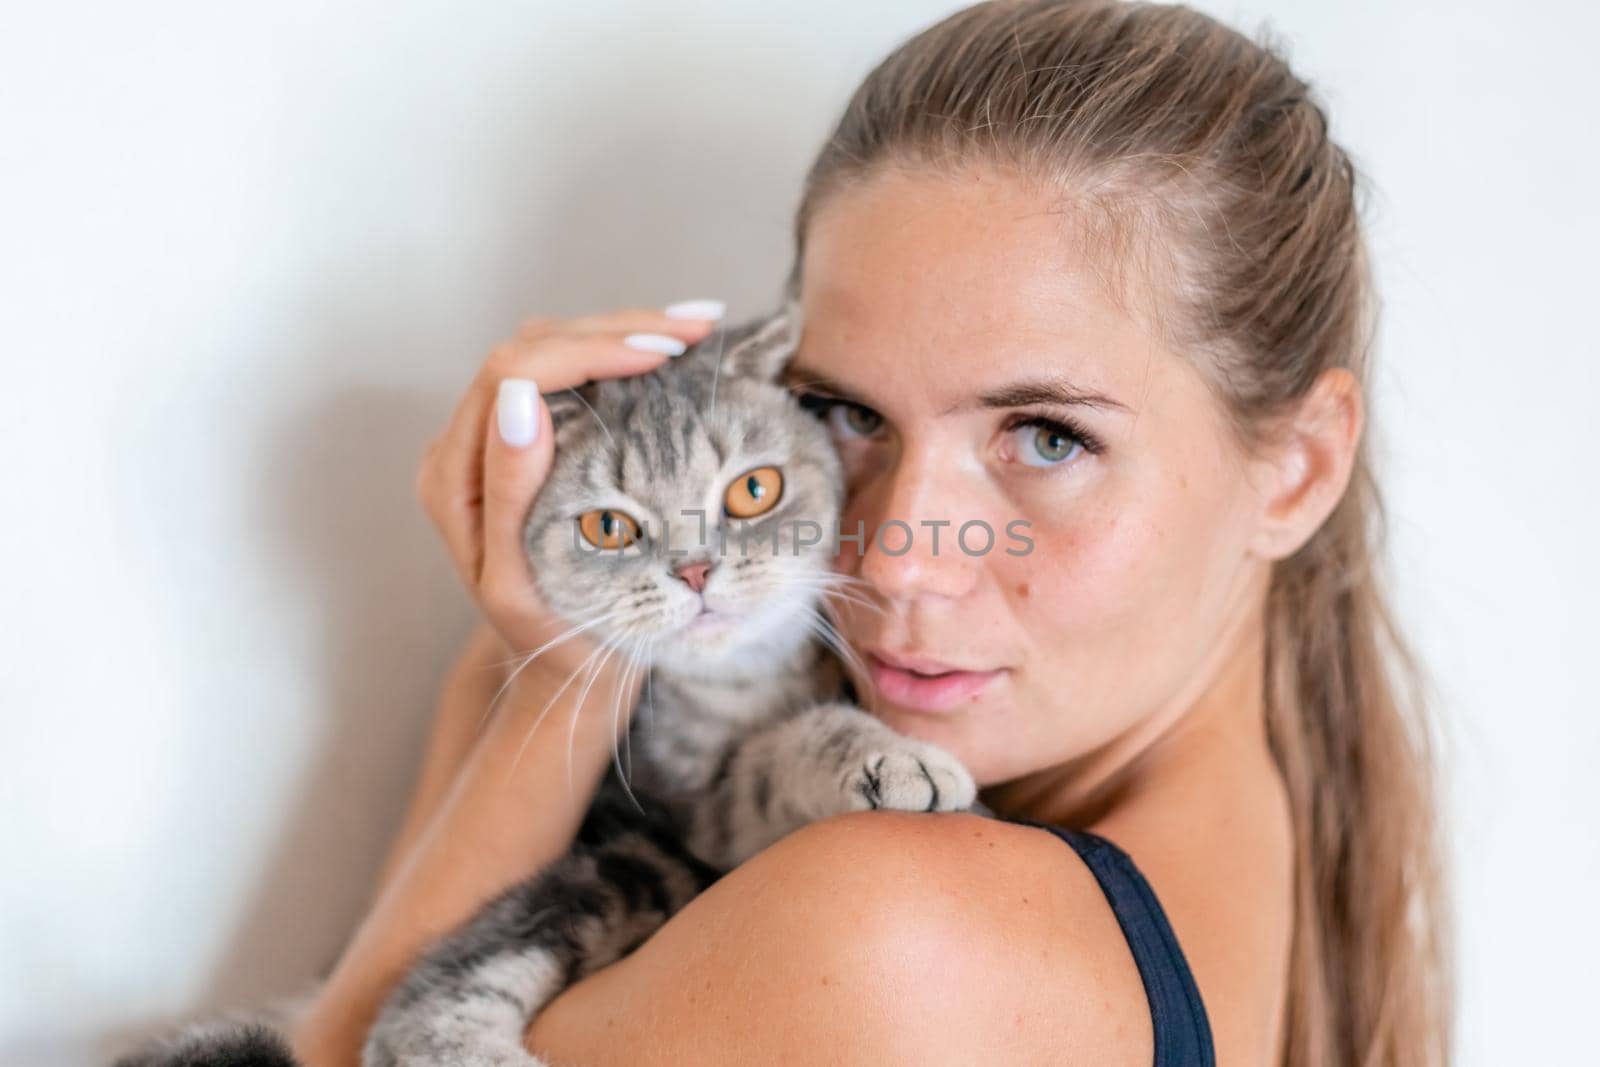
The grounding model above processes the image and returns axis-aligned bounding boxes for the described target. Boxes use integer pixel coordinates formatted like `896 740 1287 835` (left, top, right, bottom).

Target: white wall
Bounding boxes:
1 2 1592 1064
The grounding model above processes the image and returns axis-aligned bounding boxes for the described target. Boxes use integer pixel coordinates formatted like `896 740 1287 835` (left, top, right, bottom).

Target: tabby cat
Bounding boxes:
115 304 977 1067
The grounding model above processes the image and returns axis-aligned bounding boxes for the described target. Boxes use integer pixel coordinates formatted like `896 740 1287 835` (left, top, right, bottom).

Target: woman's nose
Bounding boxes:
851 456 982 603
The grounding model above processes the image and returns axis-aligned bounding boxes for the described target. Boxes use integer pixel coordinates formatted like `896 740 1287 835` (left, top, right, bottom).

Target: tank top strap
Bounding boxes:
1011 818 1217 1066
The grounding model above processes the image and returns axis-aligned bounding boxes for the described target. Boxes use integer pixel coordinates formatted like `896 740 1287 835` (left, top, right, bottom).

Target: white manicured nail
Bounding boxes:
663 299 725 321
496 378 539 447
624 333 688 356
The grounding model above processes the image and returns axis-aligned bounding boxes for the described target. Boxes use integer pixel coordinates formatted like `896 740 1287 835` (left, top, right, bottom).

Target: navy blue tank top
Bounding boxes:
1012 818 1216 1066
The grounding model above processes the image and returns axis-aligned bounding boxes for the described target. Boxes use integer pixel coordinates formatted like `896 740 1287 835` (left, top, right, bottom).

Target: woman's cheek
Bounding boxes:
1020 505 1157 628
1020 511 1191 682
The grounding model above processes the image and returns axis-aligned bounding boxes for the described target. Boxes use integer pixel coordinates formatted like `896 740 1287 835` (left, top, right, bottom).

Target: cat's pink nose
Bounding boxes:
674 560 713 593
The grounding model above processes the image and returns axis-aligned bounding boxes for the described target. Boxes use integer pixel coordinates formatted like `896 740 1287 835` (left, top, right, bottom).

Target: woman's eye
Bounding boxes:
796 391 885 441
826 402 883 439
1009 420 1088 468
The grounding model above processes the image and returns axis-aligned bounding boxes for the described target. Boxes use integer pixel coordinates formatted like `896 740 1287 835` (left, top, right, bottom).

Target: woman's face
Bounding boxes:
791 167 1274 789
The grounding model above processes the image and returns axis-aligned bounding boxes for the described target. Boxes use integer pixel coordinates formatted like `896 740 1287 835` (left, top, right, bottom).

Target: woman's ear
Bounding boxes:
1247 367 1364 561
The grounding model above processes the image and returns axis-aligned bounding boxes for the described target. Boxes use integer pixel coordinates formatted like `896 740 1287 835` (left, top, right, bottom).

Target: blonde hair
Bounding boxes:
784 2 1451 1064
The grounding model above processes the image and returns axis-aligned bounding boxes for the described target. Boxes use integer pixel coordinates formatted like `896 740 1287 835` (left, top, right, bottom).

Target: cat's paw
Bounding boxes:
844 738 976 813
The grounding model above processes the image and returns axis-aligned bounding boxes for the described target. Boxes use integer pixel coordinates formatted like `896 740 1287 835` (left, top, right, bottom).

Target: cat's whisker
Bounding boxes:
820 594 889 625
615 638 642 782
800 604 859 658
788 575 885 603
612 636 644 768
828 581 887 604
773 569 879 593
504 638 615 782
807 601 864 650
483 606 619 675
559 386 617 447
766 576 888 619
795 578 891 617
789 590 886 627
566 639 622 797
509 605 648 785
796 568 875 587
481 610 629 733
610 636 649 815
801 606 872 692
782 579 886 610
625 637 653 782
642 643 657 729
706 315 727 422
486 608 624 688
806 627 873 704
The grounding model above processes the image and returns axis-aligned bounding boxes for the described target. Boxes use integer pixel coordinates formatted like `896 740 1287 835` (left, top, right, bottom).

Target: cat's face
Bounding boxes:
523 309 844 676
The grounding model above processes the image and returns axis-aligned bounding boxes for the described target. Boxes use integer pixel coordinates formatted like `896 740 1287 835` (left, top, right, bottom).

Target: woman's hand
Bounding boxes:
413 303 724 671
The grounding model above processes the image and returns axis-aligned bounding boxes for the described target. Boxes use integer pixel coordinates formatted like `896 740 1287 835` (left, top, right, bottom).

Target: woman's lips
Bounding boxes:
865 649 1003 713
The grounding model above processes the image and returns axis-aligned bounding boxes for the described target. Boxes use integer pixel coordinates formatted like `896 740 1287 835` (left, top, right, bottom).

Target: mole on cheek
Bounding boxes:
1016 581 1030 599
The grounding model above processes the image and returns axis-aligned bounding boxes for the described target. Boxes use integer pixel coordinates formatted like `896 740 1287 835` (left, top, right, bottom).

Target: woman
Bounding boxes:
291 2 1450 1064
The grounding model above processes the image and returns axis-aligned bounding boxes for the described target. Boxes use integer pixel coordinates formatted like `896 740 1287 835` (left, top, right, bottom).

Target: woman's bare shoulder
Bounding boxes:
527 810 1153 1066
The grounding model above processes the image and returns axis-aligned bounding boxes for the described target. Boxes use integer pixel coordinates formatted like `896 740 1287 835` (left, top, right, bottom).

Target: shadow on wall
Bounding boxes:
89 15 818 1065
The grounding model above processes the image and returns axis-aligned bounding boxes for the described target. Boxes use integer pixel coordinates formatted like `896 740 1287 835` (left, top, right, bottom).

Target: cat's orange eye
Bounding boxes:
577 509 641 550
723 466 783 519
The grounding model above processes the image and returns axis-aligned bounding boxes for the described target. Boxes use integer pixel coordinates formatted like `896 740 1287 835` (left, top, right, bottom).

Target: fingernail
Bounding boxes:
663 299 725 321
496 378 539 448
624 333 688 357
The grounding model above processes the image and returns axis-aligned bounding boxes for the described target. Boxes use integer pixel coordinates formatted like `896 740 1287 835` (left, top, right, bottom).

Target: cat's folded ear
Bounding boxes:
716 296 803 383
542 381 600 441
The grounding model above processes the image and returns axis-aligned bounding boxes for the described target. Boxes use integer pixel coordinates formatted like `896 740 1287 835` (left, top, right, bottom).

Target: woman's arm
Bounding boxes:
523 811 1154 1066
369 624 512 899
290 646 641 1067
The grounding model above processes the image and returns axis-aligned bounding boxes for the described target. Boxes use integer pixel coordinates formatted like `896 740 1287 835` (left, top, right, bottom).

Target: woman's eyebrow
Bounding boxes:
783 368 1130 416
951 376 1132 415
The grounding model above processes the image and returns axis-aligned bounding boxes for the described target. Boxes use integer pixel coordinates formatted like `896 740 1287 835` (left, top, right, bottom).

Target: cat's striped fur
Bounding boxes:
363 305 977 1067
113 305 977 1067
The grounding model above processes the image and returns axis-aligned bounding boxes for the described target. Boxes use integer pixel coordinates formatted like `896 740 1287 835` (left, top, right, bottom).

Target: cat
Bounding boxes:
113 302 977 1067
361 303 977 1067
